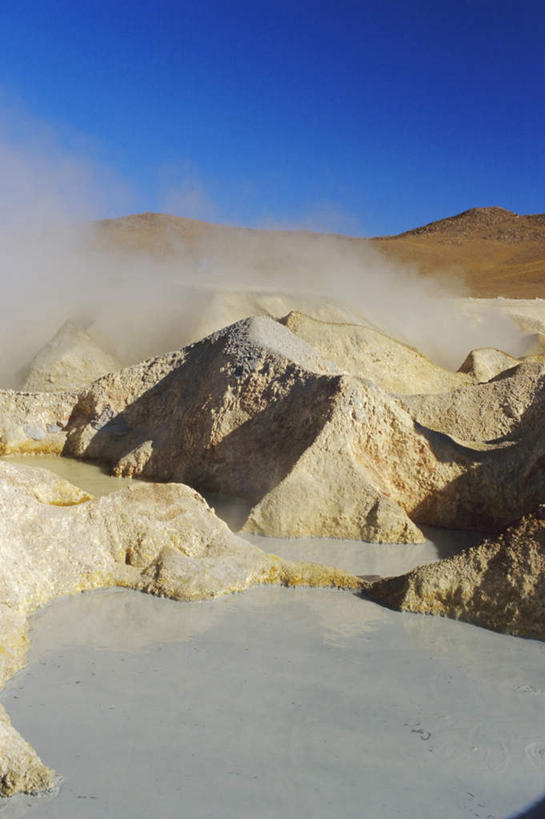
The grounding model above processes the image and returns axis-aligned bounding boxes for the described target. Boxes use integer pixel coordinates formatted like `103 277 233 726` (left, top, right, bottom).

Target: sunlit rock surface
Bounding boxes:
0 460 361 796
457 346 520 382
366 505 545 640
280 310 472 394
6 314 545 540
63 316 424 542
400 360 545 442
61 315 545 537
22 320 121 393
0 389 75 455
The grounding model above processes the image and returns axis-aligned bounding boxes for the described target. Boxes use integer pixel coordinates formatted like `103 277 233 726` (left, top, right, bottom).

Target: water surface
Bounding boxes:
1 456 544 818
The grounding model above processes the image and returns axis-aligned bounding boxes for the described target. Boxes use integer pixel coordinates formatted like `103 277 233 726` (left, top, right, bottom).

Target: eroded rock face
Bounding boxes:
60 315 545 538
280 311 472 394
63 316 424 542
457 346 520 382
400 360 545 443
0 460 362 796
22 320 121 393
0 390 76 455
365 506 545 640
6 315 545 541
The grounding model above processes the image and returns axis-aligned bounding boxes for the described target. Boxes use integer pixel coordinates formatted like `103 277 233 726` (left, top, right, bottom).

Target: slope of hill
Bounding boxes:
374 207 545 297
92 206 545 298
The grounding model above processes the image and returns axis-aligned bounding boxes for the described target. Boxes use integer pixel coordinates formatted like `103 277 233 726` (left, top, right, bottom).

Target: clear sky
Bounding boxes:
2 0 544 235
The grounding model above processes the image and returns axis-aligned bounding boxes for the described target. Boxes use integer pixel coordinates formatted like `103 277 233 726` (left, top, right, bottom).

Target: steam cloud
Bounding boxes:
0 113 527 388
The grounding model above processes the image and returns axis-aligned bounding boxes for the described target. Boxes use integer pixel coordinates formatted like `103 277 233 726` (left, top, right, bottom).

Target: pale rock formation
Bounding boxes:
280 311 472 394
61 315 545 537
457 347 520 382
63 316 423 542
401 360 545 443
189 292 368 347
7 316 545 540
365 505 545 640
241 376 423 542
0 389 76 455
22 320 121 393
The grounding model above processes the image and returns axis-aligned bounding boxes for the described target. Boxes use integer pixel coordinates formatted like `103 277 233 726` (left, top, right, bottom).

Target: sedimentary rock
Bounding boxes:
63 316 424 542
457 346 520 383
0 460 362 796
280 310 472 394
400 360 545 443
22 320 121 393
57 315 545 538
365 505 545 640
0 389 76 455
189 292 366 346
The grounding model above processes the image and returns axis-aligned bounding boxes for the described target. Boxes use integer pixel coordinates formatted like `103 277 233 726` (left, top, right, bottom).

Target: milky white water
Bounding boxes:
1 456 545 818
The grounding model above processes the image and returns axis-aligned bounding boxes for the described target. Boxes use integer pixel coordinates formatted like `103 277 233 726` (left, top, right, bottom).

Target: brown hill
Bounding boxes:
374 207 545 297
92 206 545 298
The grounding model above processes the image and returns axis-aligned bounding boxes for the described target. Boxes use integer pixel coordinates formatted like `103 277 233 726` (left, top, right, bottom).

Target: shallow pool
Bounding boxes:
1 456 544 818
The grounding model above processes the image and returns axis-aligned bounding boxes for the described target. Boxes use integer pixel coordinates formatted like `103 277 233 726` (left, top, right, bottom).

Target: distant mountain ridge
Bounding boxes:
374 206 545 297
93 206 545 298
389 206 545 243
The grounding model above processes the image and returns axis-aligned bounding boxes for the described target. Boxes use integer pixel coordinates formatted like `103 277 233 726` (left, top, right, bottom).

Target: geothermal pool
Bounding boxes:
1 456 545 818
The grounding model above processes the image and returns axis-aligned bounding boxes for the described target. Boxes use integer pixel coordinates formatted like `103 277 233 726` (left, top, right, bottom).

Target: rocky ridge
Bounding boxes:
62 317 426 542
93 209 545 298
400 360 545 443
280 311 472 394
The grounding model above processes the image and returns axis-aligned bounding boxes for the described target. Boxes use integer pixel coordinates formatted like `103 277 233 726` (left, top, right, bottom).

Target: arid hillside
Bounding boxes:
93 206 545 298
375 206 545 298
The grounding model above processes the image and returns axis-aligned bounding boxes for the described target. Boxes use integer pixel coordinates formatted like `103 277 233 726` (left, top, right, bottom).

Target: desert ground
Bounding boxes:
2 207 545 817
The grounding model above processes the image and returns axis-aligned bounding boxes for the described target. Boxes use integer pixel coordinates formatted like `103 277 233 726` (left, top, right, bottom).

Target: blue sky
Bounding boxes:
2 0 544 235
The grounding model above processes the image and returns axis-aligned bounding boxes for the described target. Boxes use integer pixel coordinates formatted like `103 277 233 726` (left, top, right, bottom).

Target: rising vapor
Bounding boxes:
0 111 526 387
